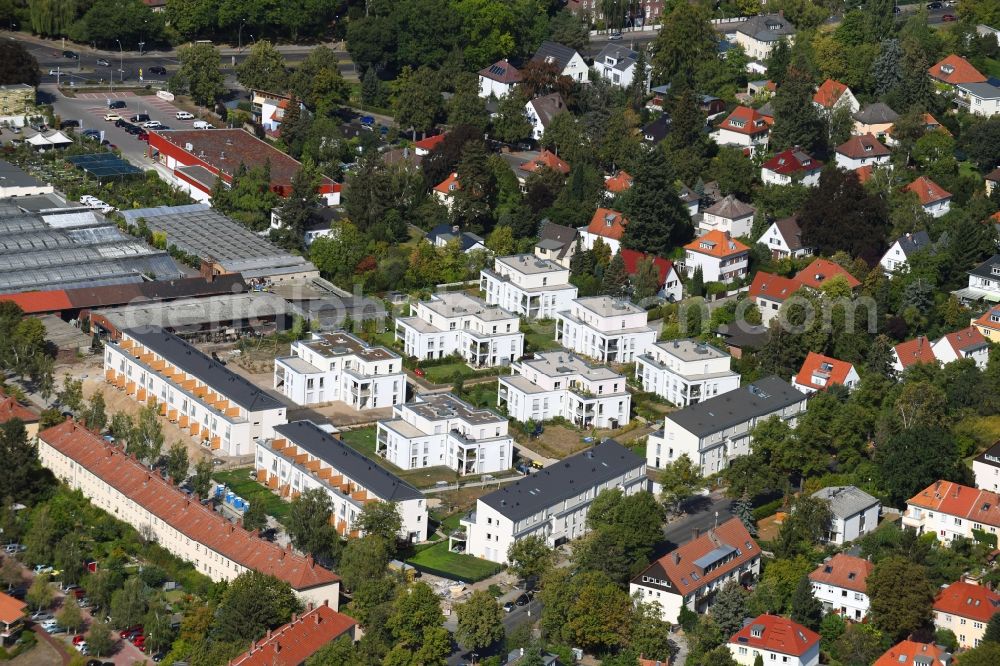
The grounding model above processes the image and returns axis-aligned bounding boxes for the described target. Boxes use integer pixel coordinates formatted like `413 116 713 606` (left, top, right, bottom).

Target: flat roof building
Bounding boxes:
480 254 578 320
555 296 657 364
636 339 741 408
0 160 53 198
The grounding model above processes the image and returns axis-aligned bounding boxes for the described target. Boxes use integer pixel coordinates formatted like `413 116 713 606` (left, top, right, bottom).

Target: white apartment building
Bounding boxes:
498 351 631 429
376 393 513 476
809 553 873 621
274 331 405 410
635 339 741 407
457 439 646 562
480 254 578 320
104 326 287 457
396 292 524 368
39 420 341 608
811 486 881 545
554 296 657 364
256 420 428 543
646 376 808 474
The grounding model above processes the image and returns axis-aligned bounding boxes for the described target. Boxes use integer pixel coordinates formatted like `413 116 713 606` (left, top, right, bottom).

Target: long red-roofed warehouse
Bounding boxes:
37 420 340 609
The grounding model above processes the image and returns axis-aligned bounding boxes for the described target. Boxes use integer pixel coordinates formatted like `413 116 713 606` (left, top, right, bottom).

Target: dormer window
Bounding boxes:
700 241 715 250
992 266 1000 276
731 120 745 128
864 144 873 152
751 626 764 638
941 64 954 74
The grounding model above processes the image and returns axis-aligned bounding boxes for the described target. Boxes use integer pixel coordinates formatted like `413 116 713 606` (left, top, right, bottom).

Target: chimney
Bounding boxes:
452 225 460 234
692 526 701 540
266 629 272 639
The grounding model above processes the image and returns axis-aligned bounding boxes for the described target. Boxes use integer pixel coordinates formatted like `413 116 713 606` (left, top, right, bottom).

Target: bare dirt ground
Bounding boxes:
11 632 65 666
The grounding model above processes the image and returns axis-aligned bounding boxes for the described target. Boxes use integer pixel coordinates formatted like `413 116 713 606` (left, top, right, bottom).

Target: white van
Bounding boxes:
175 111 194 120
192 120 213 130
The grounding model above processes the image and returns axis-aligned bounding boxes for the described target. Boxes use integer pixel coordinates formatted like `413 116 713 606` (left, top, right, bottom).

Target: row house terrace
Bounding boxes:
104 326 286 457
256 420 427 543
903 480 1000 544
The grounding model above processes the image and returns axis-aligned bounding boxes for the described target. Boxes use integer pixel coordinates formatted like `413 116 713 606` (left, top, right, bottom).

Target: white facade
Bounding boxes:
554 296 657 364
376 393 513 476
274 331 405 410
956 83 1000 117
396 292 524 368
699 204 754 238
834 150 890 171
256 421 428 543
974 445 1000 493
812 582 869 621
104 328 287 457
499 352 631 429
761 221 810 259
812 486 881 545
931 331 990 370
635 339 741 407
760 164 821 187
480 254 578 320
459 440 646 562
684 237 750 284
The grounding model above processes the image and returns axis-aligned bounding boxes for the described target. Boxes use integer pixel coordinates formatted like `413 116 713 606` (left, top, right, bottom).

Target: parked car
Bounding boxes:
96 58 110 67
142 120 162 129
59 120 79 129
148 66 167 75
137 131 149 141
942 13 956 20
73 635 86 645
129 113 150 123
33 564 53 574
175 111 194 120
4 543 25 554
119 625 143 639
192 120 213 129
30 611 53 621
927 1 942 8
502 601 514 613
609 31 622 40
63 50 79 59
108 100 127 109
103 113 121 122
359 115 375 126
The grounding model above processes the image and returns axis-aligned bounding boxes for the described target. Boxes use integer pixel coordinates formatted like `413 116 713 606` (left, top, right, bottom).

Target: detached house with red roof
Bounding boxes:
748 271 802 325
874 640 951 666
579 208 628 254
761 147 823 187
0 389 39 440
794 259 861 291
712 106 772 154
933 580 1000 648
903 480 1000 544
229 602 357 666
604 170 633 197
928 54 987 88
809 553 873 621
904 176 952 217
931 326 989 369
974 304 1000 342
0 591 26 642
620 249 682 302
791 352 859 394
630 517 761 623
432 172 461 211
412 133 447 156
684 231 750 284
835 133 891 171
813 79 859 114
728 615 820 666
892 336 938 374
478 60 522 98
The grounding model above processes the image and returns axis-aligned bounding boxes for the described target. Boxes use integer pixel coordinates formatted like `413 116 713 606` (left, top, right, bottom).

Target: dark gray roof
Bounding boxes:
757 101 775 118
773 216 805 251
893 230 931 258
715 321 770 349
124 325 284 412
852 102 899 125
665 376 805 437
427 223 485 252
643 115 671 143
531 41 580 71
527 93 568 130
478 440 643 521
537 220 577 259
0 159 45 188
736 14 796 42
974 440 1000 469
958 81 1000 99
595 44 638 71
968 254 1000 280
275 420 422 502
811 486 880 519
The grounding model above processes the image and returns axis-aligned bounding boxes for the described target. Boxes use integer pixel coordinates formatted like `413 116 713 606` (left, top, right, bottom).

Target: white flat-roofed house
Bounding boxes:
104 326 286 457
376 393 513 476
499 351 631 429
554 296 657 364
274 331 405 410
256 420 427 543
811 485 880 544
809 553 873 621
645 376 807 474
974 442 1000 493
395 292 524 368
480 254 578 320
457 440 646 562
635 339 741 407
698 195 756 238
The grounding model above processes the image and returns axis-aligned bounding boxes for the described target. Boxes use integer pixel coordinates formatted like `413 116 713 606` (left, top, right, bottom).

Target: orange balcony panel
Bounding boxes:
290 490 301 500
267 474 279 489
151 360 166 371
194 386 208 397
279 484 290 498
339 483 352 494
115 376 126 389
306 460 321 472
351 490 368 502
104 368 115 381
125 381 136 394
181 379 197 390
349 530 360 539
121 339 134 350
190 423 201 437
211 436 221 450
136 388 147 402
167 409 178 421
293 452 308 464
256 468 267 482
178 415 189 428
225 406 240 418
272 438 287 451
158 402 168 416
336 520 347 535
318 468 333 480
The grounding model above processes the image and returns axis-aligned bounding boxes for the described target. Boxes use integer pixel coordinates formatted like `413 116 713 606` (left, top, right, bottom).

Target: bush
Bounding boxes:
753 498 784 521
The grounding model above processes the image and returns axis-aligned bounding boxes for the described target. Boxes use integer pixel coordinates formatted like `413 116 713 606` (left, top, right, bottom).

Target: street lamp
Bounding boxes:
238 20 247 52
116 39 123 84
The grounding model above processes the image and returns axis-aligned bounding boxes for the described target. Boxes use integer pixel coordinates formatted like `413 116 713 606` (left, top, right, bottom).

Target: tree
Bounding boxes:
0 557 22 591
290 46 349 117
651 2 716 84
287 488 340 561
506 535 552 583
131 403 164 465
486 226 516 256
191 458 213 498
164 443 189 484
564 572 633 652
770 56 825 154
959 117 1000 173
733 493 757 536
867 556 934 641
621 147 693 256
712 147 757 200
172 43 225 107
632 257 662 303
790 575 823 630
658 454 704 513
984 611 1000 643
307 635 356 665
690 265 704 298
355 501 403 553
144 609 175 655
84 569 120 613
55 532 85 587
214 571 301 643
57 375 84 414
0 40 40 87
448 73 489 134
24 505 54 567
109 412 133 443
631 601 678 663
492 90 533 144
81 392 107 432
236 40 287 92
958 643 1000 666
87 618 115 657
872 39 904 97
27 573 53 611
310 221 370 284
241 499 267 533
110 576 148 628
0 418 43 502
274 162 321 250
361 67 385 108
774 495 833 559
456 590 505 655
339 535 390 593
833 624 886 666
601 252 629 299
393 66 442 139
711 581 748 637
799 168 889 264
549 9 588 50
57 594 84 632
386 582 447 660
875 427 968 506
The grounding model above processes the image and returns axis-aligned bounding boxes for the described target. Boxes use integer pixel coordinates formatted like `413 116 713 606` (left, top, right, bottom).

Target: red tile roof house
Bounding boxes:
904 176 952 218
902 480 1000 544
760 147 823 187
812 79 859 114
0 591 26 642
930 326 989 369
147 128 341 205
579 207 628 254
891 335 938 374
712 106 772 155
412 132 447 156
793 258 861 291
604 170 633 196
748 271 802 325
37 420 341 609
619 248 682 302
727 614 820 666
809 553 874 621
432 172 461 211
928 54 987 88
683 230 750 284
0 389 39 440
974 304 1000 343
932 580 1000 649
834 133 891 171
629 517 761 623
791 352 860 394
874 640 951 666
228 602 357 666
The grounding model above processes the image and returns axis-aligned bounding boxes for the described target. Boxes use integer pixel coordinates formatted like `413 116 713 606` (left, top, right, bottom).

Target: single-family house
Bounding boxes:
620 248 682 302
761 216 810 259
604 170 633 197
426 223 486 253
579 208 628 254
791 353 859 394
713 106 772 154
642 115 671 144
874 641 952 666
748 271 802 326
974 441 1000 493
928 54 987 88
531 41 589 82
433 173 461 210
835 133 891 171
811 485 881 544
747 79 776 98
794 259 861 291
892 336 938 374
699 195 756 238
479 60 522 99
955 81 1000 117
880 231 932 274
973 304 1000 342
813 79 860 114
594 44 645 88
525 93 568 141
0 592 25 642
904 176 952 218
953 255 1000 304
412 133 446 156
852 103 899 138
228 603 357 666
733 14 797 60
903 480 1000 543
727 615 820 666
534 220 578 268
809 553 873 621
683 231 750 284
0 389 39 440
933 580 1000 649
760 147 823 187
931 326 989 370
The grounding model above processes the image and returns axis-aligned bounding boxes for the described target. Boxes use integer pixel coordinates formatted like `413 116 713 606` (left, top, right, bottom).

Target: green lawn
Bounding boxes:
524 328 560 352
372 329 397 349
339 427 458 488
339 427 378 458
406 541 501 582
212 468 292 524
424 362 481 383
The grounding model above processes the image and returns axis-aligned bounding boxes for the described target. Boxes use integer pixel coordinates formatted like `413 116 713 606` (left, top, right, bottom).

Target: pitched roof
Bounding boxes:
793 352 856 391
874 640 951 666
39 420 339 592
773 216 805 251
531 41 581 71
854 164 875 184
412 133 447 152
684 230 750 259
836 133 890 159
812 485 879 519
761 147 823 176
526 93 568 130
619 249 675 287
229 603 356 666
717 106 772 136
478 60 522 85
933 581 1000 622
904 176 951 205
748 271 801 303
632 517 759 597
891 230 932 258
521 149 570 175
704 194 756 220
809 553 873 593
975 305 1000 332
0 591 25 625
433 172 461 195
643 114 672 143
893 335 937 369
586 208 628 241
853 102 899 125
0 391 38 424
907 480 1000 531
939 325 988 357
605 170 633 193
536 220 578 259
736 14 796 42
813 79 850 108
0 290 73 314
928 55 987 85
987 167 1000 183
728 615 819 657
794 259 861 289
